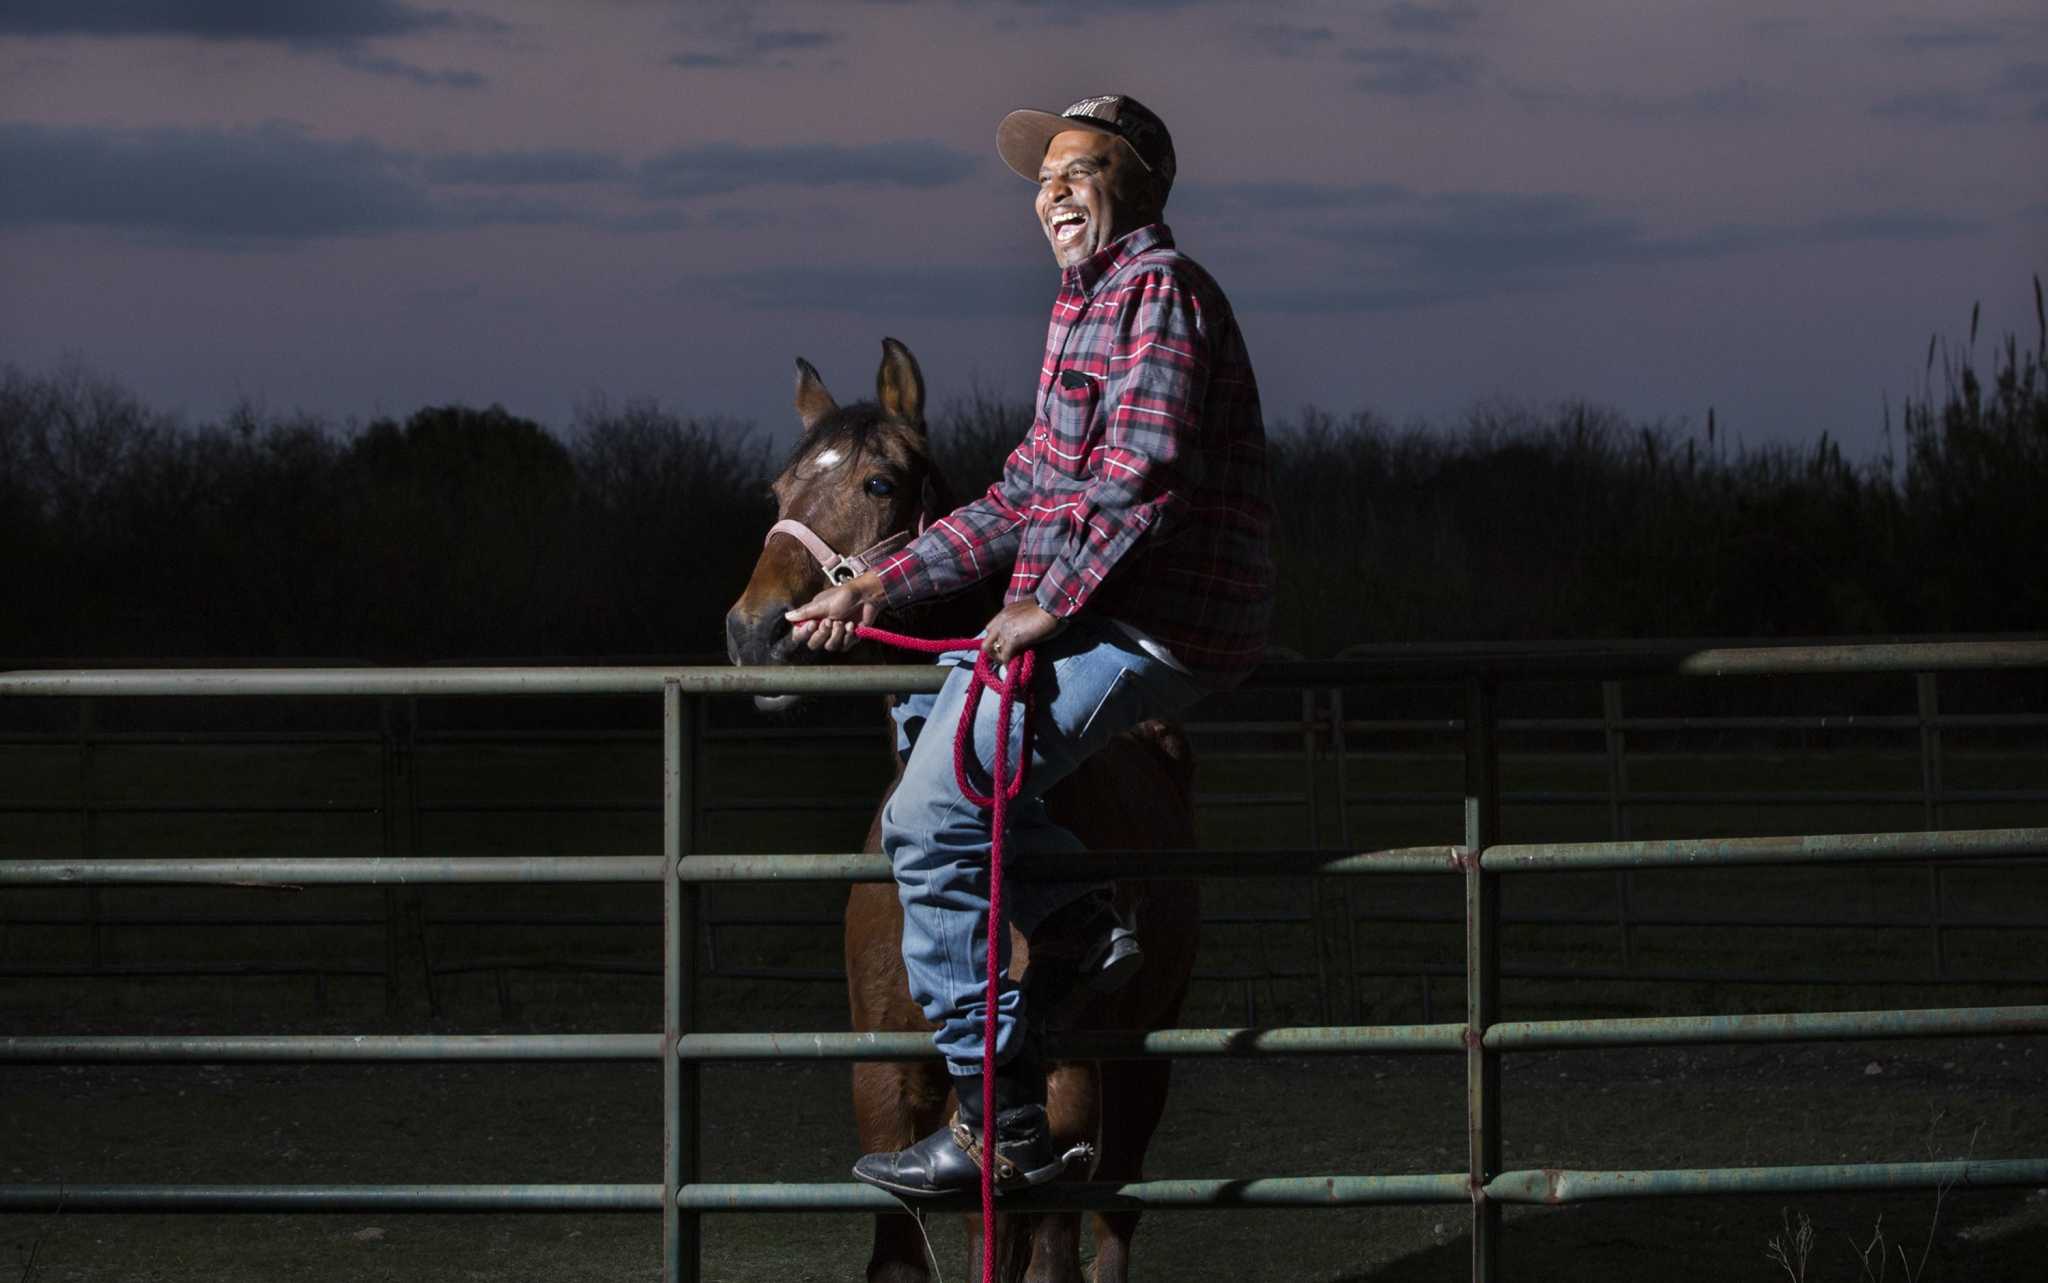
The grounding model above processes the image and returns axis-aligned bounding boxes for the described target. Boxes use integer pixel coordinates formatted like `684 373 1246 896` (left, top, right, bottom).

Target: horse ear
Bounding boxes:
876 337 926 433
794 357 838 432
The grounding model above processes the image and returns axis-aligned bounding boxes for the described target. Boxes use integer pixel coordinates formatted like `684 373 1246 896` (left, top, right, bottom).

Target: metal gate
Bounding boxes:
4 639 2047 1282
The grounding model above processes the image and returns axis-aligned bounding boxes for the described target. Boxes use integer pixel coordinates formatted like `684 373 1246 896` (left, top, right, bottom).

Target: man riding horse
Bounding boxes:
787 93 1275 1197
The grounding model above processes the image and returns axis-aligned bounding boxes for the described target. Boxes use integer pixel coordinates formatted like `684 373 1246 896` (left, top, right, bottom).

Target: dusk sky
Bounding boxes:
2 0 2043 456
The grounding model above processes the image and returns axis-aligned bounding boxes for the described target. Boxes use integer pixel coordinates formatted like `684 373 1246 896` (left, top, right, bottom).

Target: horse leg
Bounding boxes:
991 1059 1093 1283
855 1058 951 1283
968 1058 1091 1283
962 1208 1043 1283
1085 1058 1173 1283
1022 1211 1081 1283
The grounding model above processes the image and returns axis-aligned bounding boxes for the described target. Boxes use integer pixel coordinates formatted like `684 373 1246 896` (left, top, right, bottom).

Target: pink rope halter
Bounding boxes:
762 484 935 586
763 519 914 585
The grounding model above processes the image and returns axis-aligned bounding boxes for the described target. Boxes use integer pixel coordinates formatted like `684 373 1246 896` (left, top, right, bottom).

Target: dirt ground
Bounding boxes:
4 975 2044 1283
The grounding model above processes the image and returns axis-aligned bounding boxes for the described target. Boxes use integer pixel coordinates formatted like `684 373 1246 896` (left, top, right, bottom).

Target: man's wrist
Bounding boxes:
848 572 888 607
1033 577 1083 619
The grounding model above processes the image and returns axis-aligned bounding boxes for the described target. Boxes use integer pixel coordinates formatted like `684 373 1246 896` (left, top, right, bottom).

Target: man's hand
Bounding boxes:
786 572 885 652
981 599 1064 668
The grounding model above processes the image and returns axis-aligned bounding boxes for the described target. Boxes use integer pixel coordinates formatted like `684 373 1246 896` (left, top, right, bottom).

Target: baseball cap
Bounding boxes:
997 94 1177 197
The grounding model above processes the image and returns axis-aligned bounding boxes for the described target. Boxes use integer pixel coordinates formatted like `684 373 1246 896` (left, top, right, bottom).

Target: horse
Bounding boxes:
724 338 1201 1283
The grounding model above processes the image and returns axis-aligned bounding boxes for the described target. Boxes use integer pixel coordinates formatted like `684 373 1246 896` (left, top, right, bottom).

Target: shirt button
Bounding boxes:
1035 428 1048 440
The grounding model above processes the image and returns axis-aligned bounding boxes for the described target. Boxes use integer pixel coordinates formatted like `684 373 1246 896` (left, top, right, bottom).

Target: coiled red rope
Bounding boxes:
854 622 1034 1273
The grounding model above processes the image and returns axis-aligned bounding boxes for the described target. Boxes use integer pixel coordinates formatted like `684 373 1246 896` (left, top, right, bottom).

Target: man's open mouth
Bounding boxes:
1050 207 1087 245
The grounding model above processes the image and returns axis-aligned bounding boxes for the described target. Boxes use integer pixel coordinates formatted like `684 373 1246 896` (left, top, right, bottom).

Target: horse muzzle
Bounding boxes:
725 601 800 669
726 600 829 714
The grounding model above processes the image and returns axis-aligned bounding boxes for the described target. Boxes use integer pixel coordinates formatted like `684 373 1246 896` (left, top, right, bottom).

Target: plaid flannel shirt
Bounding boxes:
876 224 1274 686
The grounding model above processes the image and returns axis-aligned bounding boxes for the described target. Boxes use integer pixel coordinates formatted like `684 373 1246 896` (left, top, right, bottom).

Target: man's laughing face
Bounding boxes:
1035 128 1155 269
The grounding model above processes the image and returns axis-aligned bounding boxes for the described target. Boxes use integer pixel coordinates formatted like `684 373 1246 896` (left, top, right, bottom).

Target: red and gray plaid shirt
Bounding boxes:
877 223 1274 686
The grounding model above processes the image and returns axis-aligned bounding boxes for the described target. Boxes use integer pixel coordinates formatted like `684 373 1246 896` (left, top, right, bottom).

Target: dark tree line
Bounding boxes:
2 284 2043 665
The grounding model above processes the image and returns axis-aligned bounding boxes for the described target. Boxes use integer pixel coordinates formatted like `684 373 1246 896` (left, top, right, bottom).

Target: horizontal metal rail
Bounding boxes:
6 1157 2044 1215
0 1178 1471 1214
0 847 1456 884
685 1006 2048 1059
9 1005 2036 1065
6 639 2048 699
1343 788 2048 807
615 956 2048 992
0 1184 663 1212
12 823 1998 885
12 783 2047 818
0 856 666 885
1482 827 2048 871
1363 960 2048 989
5 828 2039 885
5 893 2030 934
668 847 1469 881
0 666 943 698
1485 1158 2048 1203
707 1158 2048 1209
0 800 380 814
1484 1004 2048 1049
1342 906 2048 932
0 1025 1470 1063
3 706 2039 749
0 1034 661 1062
674 1175 1475 1211
0 961 386 980
1337 712 2048 735
8 911 617 930
679 1024 1470 1060
425 792 1320 814
21 954 2043 995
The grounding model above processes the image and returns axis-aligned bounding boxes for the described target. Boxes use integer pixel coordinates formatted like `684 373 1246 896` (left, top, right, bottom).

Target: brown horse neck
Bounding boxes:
872 455 1000 650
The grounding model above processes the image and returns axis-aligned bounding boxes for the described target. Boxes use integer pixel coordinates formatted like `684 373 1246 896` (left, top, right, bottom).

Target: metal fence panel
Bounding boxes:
4 639 2047 1283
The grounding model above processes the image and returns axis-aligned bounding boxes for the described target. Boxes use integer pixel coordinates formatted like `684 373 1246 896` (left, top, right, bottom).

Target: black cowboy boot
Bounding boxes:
851 1061 1072 1198
1023 889 1142 1031
1071 890 1141 991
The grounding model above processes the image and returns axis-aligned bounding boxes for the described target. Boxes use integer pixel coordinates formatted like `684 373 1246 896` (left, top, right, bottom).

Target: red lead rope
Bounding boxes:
854 623 1033 1274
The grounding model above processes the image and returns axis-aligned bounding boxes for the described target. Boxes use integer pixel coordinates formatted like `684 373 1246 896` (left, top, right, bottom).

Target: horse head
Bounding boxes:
725 337 941 710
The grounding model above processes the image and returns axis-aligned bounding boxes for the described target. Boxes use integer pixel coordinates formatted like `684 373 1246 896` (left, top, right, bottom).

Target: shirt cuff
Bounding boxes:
874 548 930 609
1033 558 1093 618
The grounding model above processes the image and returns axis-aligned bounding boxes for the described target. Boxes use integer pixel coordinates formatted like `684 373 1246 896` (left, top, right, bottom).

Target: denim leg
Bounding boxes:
889 690 938 765
880 618 1204 1077
986 791 1090 940
883 662 1017 1075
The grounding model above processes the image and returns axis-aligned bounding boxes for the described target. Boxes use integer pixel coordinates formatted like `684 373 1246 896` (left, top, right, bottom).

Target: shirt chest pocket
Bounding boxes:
1038 371 1100 482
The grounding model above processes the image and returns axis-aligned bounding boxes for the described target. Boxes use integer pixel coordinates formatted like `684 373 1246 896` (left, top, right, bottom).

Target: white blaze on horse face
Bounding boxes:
811 447 844 471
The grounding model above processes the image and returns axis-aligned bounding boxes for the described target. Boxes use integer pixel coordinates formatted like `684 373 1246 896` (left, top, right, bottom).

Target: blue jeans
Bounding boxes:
881 616 1205 1078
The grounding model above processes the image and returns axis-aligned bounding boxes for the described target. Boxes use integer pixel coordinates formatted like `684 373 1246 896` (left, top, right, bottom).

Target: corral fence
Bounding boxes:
7 643 2048 1020
2 639 2047 1282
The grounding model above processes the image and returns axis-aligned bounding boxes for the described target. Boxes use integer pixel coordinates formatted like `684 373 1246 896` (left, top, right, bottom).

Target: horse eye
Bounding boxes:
863 476 896 498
